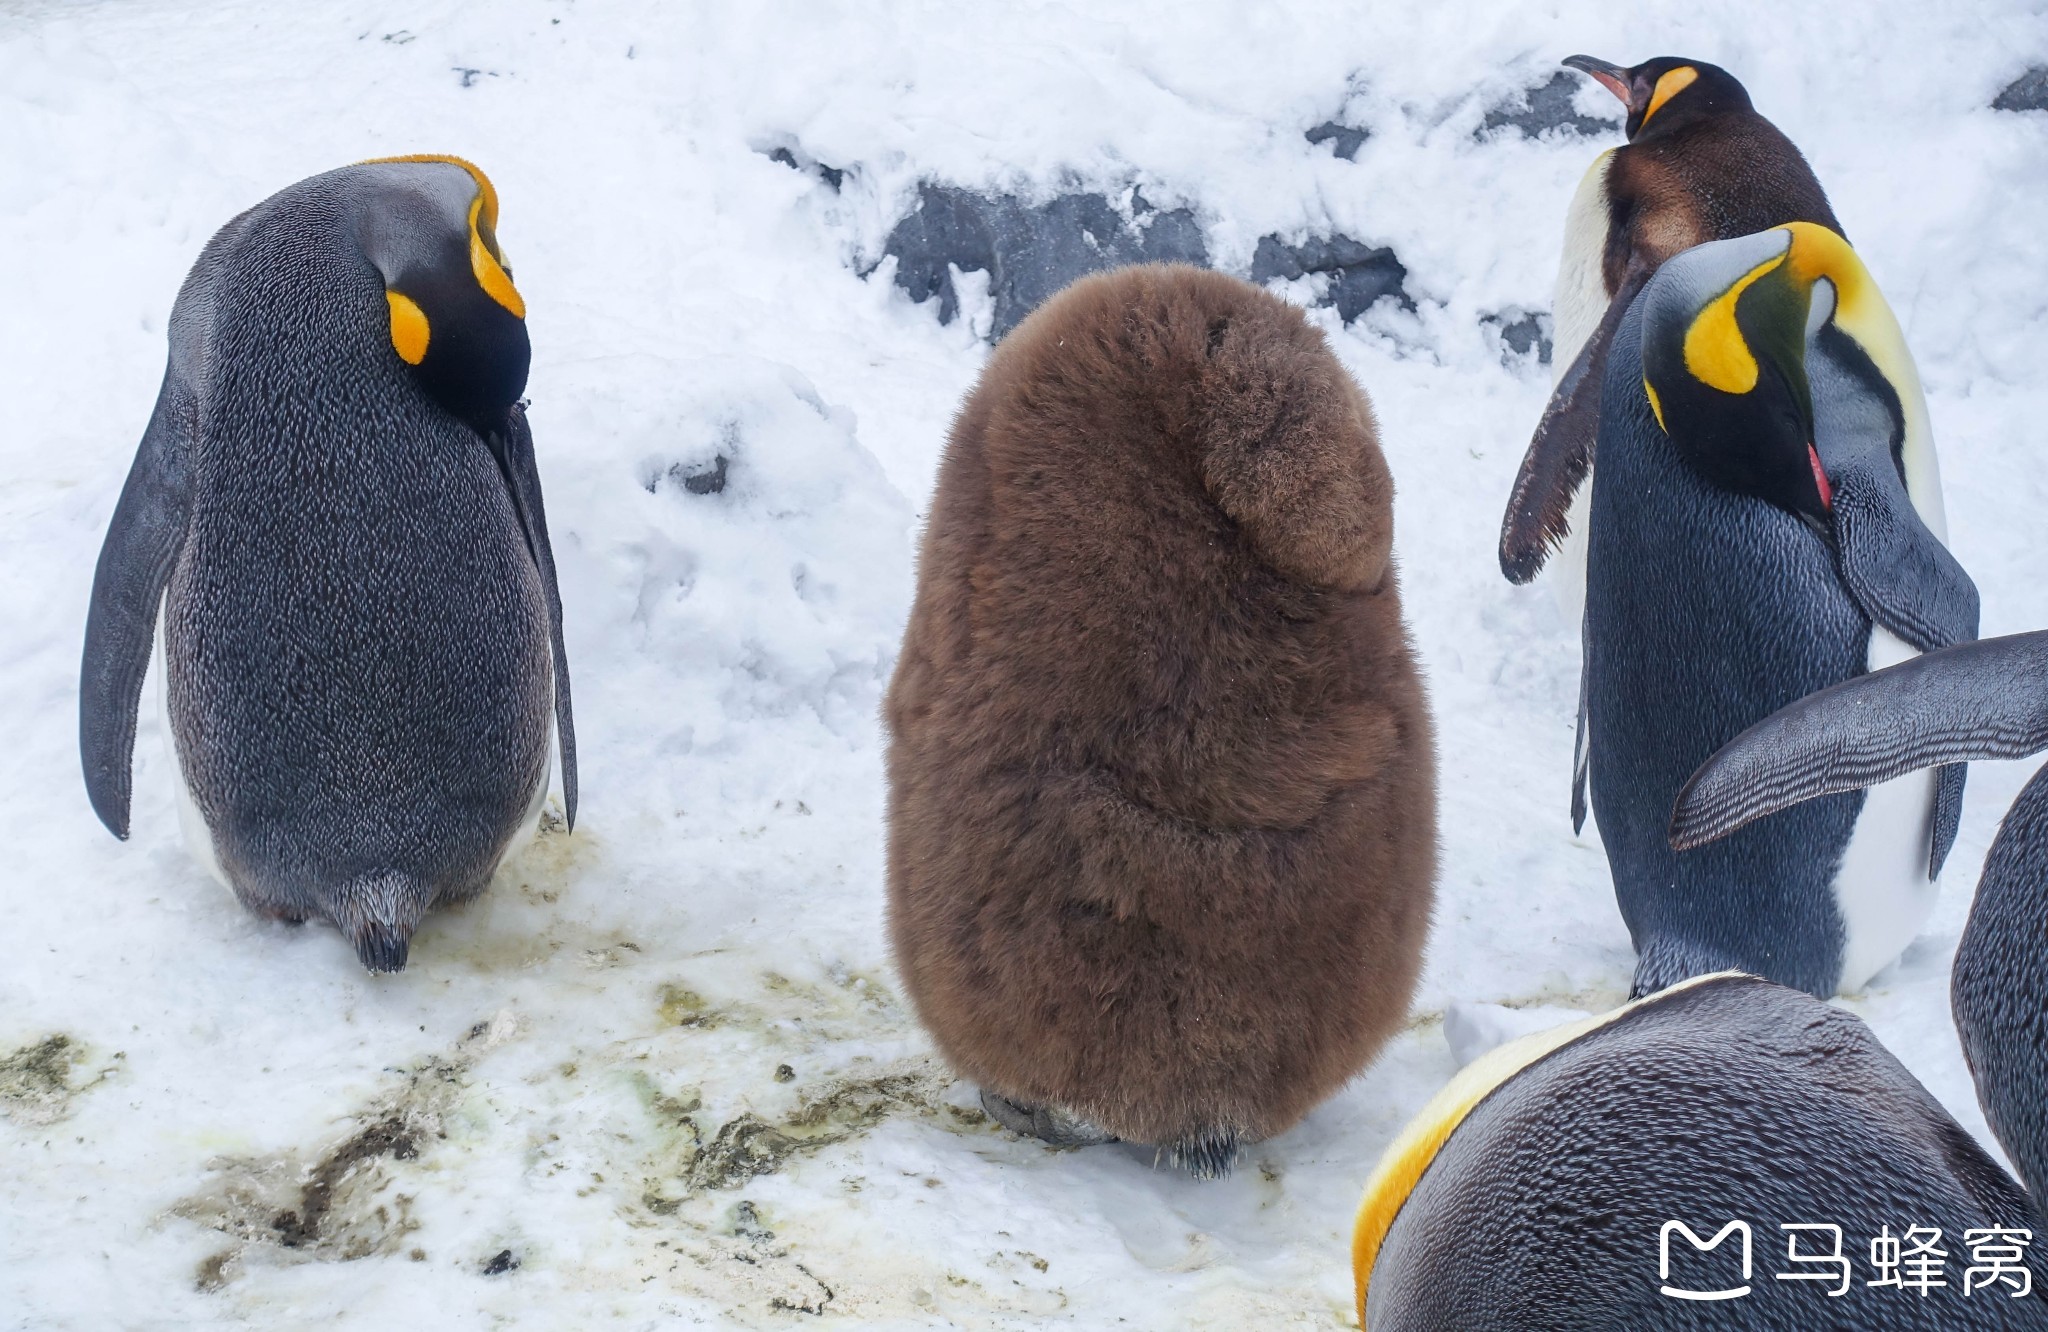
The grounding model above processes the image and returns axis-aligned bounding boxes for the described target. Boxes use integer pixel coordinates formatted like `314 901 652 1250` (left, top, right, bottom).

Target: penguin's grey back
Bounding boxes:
1364 975 2040 1330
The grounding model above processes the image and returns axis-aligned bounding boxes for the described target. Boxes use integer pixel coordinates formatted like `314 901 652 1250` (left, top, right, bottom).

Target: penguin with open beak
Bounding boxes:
1352 636 2048 1329
1582 222 1975 999
1500 56 1841 609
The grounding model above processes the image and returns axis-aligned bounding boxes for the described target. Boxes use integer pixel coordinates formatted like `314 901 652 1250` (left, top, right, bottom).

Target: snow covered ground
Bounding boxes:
6 1 2048 1327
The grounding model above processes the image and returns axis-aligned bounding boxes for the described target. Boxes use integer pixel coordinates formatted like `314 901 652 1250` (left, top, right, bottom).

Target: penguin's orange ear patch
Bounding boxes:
1641 66 1699 127
387 290 431 364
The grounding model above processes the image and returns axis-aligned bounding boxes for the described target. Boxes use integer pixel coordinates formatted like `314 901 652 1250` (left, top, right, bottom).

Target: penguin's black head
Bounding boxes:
1562 55 1753 142
1640 224 1918 529
349 156 529 439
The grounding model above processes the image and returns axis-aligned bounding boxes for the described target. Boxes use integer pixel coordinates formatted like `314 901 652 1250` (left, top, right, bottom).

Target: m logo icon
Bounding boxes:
1660 1221 1753 1300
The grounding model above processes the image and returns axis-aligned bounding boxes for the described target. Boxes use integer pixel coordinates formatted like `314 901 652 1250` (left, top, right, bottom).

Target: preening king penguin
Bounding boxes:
79 157 577 973
1583 222 1975 998
1501 55 1842 616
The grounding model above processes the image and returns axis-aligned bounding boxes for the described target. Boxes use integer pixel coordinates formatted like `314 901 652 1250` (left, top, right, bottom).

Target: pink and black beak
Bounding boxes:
1562 54 1633 106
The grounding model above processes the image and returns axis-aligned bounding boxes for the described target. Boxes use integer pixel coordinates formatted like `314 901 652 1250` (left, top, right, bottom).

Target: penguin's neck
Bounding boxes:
1951 759 2048 1212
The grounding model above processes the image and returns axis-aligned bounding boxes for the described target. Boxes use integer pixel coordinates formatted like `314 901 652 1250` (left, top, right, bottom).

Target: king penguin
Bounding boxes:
79 157 577 973
885 264 1437 1178
1501 56 1842 617
1582 222 1975 998
1358 635 2048 1329
1352 970 2048 1329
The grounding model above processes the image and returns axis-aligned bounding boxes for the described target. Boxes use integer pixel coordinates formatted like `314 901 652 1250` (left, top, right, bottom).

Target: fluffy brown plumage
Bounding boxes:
885 264 1436 1173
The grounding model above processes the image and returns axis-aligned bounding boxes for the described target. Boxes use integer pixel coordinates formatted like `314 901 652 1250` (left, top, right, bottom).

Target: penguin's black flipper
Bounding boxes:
489 403 577 831
1498 253 1653 584
1827 457 1980 875
79 367 196 839
1670 631 2048 851
1808 330 1981 874
1829 467 1980 658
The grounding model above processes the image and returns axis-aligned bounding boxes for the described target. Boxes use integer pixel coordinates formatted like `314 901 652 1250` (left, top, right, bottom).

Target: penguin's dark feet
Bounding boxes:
1164 1129 1246 1181
352 923 412 973
979 1089 1117 1149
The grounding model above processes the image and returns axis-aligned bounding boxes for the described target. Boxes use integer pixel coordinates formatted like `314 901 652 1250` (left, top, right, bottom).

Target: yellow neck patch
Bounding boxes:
357 153 526 320
386 290 430 364
1682 252 1788 394
1640 65 1699 128
1780 222 1880 359
1351 973 1744 1327
1644 376 1668 431
1776 219 1946 538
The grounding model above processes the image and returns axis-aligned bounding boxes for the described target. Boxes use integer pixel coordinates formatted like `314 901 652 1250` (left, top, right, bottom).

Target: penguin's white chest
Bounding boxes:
1545 152 1615 627
1830 624 1940 993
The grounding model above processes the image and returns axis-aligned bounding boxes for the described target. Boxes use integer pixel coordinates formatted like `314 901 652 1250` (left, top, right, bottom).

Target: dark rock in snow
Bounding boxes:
1484 309 1554 365
1305 120 1369 161
1994 67 2048 111
678 454 730 496
1481 71 1620 139
765 145 846 191
879 183 1208 339
482 1249 519 1276
1250 233 1412 324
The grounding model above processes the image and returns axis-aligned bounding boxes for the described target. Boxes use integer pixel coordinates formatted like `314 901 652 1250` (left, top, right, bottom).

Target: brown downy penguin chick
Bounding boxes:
885 264 1437 1178
1500 55 1844 596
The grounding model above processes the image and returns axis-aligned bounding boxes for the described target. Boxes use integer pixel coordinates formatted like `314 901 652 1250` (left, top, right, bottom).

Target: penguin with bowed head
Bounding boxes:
80 156 576 973
1579 221 1975 998
885 264 1436 1178
1500 55 1842 612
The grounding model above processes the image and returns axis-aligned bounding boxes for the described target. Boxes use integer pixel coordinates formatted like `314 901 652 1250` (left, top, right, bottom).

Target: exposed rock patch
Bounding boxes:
1484 308 1553 364
1994 68 2048 111
878 183 1207 338
1305 120 1369 160
1250 233 1412 323
764 142 848 191
1481 71 1620 138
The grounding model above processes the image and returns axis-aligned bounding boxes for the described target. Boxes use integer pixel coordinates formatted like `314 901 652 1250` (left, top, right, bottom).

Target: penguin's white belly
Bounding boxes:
154 606 230 892
1830 624 1940 992
522 702 556 829
1544 152 1614 627
1550 485 1593 628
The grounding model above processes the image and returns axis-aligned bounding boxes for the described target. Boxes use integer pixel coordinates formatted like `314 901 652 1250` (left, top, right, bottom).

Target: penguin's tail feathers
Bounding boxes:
1165 1126 1247 1181
352 920 412 973
333 871 430 974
